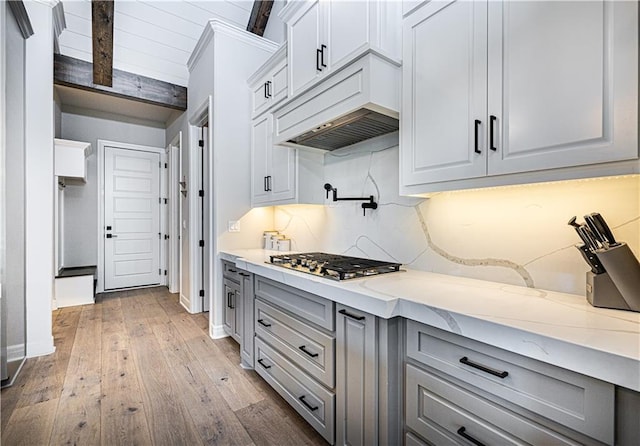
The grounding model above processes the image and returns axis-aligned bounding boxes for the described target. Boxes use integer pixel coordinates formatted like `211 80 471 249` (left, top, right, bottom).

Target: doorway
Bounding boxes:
97 141 167 292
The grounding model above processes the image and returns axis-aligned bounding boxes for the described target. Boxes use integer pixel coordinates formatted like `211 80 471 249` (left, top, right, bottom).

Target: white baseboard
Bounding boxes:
7 344 26 362
210 324 228 339
27 336 56 358
179 293 190 312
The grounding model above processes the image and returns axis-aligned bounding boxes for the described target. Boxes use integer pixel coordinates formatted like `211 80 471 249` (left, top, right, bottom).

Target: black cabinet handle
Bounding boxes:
228 268 236 273
460 356 508 379
489 115 497 151
266 175 272 191
257 358 271 369
257 319 271 328
299 345 319 358
267 81 272 98
264 176 268 192
320 44 327 68
316 48 322 71
474 119 481 154
227 292 235 309
457 427 486 446
338 309 365 321
239 272 250 277
299 395 319 411
264 82 268 99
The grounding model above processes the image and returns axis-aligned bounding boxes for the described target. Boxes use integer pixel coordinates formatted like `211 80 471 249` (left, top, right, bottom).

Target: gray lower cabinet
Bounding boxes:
221 261 253 366
335 304 402 446
405 320 615 445
222 277 241 343
254 276 336 444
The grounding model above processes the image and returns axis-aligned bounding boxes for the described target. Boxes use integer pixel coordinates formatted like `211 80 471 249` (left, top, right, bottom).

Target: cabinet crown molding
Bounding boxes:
247 43 287 86
278 0 310 23
188 19 279 72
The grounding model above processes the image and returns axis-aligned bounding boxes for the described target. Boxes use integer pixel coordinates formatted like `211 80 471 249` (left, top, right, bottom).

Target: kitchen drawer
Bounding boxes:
406 320 614 444
254 276 334 331
255 338 335 444
406 364 581 446
255 298 335 388
222 260 241 282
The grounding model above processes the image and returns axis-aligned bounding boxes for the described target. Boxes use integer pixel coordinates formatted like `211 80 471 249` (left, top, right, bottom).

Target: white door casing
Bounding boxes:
98 141 165 292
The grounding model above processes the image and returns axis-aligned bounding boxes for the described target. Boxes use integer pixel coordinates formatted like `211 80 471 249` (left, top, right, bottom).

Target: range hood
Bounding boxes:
273 53 400 151
287 109 399 151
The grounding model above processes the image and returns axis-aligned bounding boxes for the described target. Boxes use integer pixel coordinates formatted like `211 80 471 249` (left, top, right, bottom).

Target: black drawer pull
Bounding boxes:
228 268 236 273
239 272 250 277
474 119 482 154
457 427 486 446
299 345 319 358
460 356 508 379
316 48 322 71
257 319 271 328
339 309 365 321
257 358 271 369
299 395 318 411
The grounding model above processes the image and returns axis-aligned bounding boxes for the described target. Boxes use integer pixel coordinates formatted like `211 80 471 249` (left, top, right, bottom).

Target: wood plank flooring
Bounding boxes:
1 287 328 445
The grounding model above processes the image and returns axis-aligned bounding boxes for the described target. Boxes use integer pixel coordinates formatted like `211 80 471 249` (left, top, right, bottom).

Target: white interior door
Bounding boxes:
104 146 161 290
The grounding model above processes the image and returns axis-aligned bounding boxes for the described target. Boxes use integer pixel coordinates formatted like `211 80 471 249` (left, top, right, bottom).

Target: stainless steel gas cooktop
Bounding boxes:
268 252 402 281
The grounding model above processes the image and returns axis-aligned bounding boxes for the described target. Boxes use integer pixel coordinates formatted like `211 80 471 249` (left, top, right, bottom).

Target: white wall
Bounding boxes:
60 109 165 267
274 139 640 297
23 1 56 357
2 0 27 363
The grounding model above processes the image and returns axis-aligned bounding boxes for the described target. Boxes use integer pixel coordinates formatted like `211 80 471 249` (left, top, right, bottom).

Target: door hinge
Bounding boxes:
198 190 204 197
199 240 205 247
198 140 204 148
199 289 205 297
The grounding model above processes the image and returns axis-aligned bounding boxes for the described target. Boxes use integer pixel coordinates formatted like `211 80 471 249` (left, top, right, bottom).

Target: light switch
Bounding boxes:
228 220 240 232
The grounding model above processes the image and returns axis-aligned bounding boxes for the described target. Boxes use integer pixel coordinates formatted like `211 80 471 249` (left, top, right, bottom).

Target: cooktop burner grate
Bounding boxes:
268 252 402 280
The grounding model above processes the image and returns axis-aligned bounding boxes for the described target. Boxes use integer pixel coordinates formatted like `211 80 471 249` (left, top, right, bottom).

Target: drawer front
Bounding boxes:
254 276 334 330
405 432 429 446
406 321 614 444
255 338 335 444
222 260 241 282
256 299 335 387
406 364 580 446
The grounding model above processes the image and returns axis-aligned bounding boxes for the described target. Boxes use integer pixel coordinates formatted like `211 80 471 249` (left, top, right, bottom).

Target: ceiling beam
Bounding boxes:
54 54 187 111
247 0 273 37
92 0 114 87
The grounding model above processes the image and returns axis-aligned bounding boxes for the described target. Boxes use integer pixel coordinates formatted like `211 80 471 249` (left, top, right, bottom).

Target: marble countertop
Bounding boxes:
220 249 640 392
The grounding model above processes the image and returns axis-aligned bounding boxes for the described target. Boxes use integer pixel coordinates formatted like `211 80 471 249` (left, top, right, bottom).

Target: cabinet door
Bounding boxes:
232 287 242 344
251 115 271 205
223 282 235 336
336 305 377 446
401 0 488 186
325 0 369 73
270 58 288 108
288 0 323 96
269 146 296 203
240 273 254 368
487 0 638 175
251 78 270 118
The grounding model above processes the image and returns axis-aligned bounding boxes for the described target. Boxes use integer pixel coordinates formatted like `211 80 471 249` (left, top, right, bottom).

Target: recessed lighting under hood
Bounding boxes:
287 109 399 151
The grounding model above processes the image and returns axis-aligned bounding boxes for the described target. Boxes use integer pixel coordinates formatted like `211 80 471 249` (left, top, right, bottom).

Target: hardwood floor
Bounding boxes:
1 287 328 445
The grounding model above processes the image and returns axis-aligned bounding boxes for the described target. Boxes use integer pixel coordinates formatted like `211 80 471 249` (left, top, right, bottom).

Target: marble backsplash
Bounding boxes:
273 137 640 296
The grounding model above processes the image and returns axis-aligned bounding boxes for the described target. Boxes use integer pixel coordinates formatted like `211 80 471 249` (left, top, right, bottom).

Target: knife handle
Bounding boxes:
577 245 606 274
590 213 618 246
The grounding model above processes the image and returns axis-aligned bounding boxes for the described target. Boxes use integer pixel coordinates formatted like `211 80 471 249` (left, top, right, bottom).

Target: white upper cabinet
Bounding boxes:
401 0 639 193
250 114 323 207
280 0 402 98
54 138 92 183
249 45 289 118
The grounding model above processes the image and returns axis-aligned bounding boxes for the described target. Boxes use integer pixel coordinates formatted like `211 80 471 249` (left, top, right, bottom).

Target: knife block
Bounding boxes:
595 243 640 312
586 271 633 311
